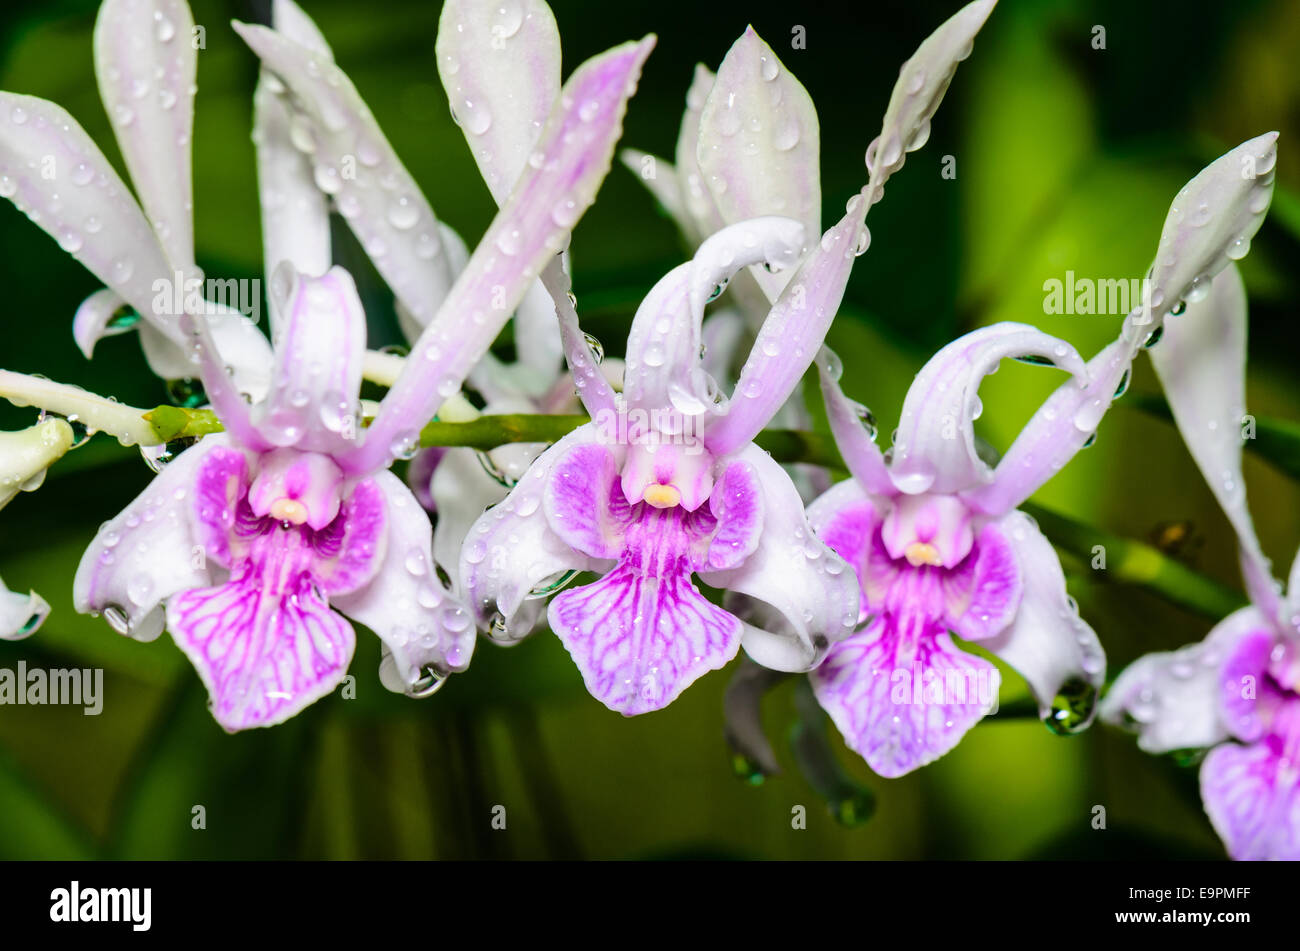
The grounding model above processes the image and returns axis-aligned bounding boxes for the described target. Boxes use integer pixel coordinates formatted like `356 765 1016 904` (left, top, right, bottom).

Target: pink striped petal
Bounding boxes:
167 560 354 732
1200 741 1300 860
811 617 998 777
548 501 749 715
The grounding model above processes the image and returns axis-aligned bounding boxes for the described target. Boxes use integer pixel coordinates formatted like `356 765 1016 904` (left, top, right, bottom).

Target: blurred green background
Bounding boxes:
1 0 1298 859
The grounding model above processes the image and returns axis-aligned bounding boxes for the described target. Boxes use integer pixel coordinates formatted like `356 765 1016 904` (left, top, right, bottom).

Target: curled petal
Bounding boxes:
233 21 455 329
1145 133 1277 324
623 216 805 417
254 265 365 454
817 354 894 496
333 472 477 691
1200 741 1300 860
73 288 134 358
697 27 820 300
0 576 49 640
0 92 176 338
704 201 868 457
868 0 995 190
962 337 1124 515
349 37 655 475
1150 265 1283 626
93 0 197 269
980 510 1105 724
888 323 1087 498
436 0 561 204
701 444 859 672
460 423 609 638
73 435 230 639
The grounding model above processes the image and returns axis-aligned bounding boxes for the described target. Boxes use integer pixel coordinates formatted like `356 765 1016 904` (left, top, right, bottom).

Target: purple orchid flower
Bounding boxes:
1101 249 1297 856
0 0 652 729
807 132 1279 778
461 194 871 714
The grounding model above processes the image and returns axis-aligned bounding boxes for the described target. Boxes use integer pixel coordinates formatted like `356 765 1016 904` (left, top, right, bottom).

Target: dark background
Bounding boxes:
0 0 1297 858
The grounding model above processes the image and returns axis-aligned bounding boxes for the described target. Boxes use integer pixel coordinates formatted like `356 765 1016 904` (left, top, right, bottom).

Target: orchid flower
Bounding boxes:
807 133 1279 777
461 191 871 714
0 0 651 729
618 0 996 517
1100 256 1297 856
0 416 76 639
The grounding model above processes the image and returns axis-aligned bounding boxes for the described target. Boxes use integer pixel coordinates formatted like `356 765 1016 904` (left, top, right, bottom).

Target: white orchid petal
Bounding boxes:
93 0 197 269
1149 264 1282 623
0 92 177 339
73 435 228 638
348 36 655 476
982 510 1106 722
699 444 860 671
1145 133 1277 323
233 21 456 329
436 0 562 204
697 28 820 300
869 0 996 189
674 63 722 243
333 472 477 689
